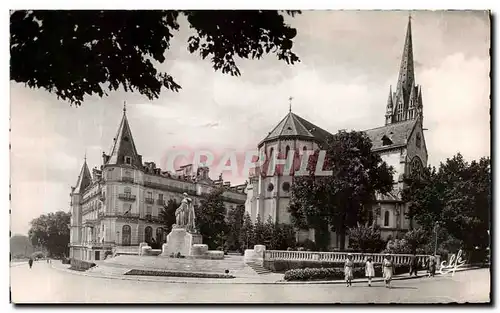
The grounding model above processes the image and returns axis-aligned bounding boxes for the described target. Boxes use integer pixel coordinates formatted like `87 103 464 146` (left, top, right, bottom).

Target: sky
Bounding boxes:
10 10 490 235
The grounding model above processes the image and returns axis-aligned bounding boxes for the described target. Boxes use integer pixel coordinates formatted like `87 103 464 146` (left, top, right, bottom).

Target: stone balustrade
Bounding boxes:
264 250 434 266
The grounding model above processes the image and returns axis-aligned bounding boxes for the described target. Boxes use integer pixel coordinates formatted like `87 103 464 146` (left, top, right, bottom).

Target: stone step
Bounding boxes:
246 262 272 275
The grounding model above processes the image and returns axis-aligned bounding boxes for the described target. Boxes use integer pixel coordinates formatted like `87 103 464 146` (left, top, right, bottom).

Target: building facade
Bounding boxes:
69 108 247 262
245 18 428 247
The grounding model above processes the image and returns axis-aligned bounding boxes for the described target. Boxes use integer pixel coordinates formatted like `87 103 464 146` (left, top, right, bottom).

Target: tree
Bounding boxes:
159 199 179 234
28 211 70 258
289 130 394 250
225 204 245 251
403 228 429 254
403 154 491 254
253 215 265 245
347 222 385 253
10 10 301 105
195 187 228 250
239 212 255 251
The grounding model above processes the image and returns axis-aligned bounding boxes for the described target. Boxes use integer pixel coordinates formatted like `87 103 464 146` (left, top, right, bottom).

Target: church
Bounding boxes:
69 107 247 262
244 17 428 248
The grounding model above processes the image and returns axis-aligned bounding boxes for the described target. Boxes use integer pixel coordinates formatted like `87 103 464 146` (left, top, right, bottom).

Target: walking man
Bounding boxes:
409 252 419 276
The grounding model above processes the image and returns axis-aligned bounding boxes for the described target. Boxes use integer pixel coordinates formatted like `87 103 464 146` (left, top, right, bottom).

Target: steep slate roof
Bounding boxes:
74 160 92 193
364 119 417 151
106 107 142 168
259 112 332 147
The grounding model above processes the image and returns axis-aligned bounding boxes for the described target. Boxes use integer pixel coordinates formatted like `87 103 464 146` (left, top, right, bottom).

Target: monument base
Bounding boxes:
161 227 202 257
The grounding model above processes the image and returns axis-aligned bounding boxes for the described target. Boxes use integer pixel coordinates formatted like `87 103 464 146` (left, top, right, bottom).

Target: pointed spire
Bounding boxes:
106 104 142 168
395 14 415 106
123 101 127 114
74 158 92 193
386 85 393 110
288 96 293 113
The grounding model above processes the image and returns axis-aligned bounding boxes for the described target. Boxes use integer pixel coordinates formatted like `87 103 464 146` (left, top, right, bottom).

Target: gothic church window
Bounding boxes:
285 145 290 156
384 211 390 227
416 132 421 148
411 157 423 179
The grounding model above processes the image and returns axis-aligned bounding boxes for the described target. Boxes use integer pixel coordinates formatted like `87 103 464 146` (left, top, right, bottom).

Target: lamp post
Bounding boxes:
433 222 439 256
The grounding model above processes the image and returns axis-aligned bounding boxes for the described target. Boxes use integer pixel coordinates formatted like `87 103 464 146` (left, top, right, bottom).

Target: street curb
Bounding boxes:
48 262 487 285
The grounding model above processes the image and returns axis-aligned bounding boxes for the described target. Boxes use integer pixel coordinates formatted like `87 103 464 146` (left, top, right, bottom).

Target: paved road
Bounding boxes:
10 262 490 303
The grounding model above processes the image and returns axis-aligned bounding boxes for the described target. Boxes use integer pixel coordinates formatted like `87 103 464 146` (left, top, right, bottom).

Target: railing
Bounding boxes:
98 212 140 219
118 194 136 201
81 241 115 248
156 199 165 206
83 219 98 225
264 250 432 265
121 176 135 183
143 214 162 223
145 197 154 204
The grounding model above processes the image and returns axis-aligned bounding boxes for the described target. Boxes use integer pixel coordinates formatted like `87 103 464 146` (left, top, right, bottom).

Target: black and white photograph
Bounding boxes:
8 7 491 304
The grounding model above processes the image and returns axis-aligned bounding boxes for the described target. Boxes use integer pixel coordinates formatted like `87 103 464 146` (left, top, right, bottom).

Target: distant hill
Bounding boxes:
10 234 35 259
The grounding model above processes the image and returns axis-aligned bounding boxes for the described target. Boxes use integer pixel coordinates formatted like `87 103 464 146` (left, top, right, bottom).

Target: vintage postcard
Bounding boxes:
9 9 491 304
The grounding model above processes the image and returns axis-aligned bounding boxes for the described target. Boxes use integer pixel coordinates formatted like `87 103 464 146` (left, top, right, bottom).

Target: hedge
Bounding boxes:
265 259 426 273
284 264 414 281
69 258 96 271
125 269 235 279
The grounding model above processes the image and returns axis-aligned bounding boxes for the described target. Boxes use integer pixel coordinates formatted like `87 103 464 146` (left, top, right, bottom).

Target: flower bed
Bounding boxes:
265 260 369 273
125 269 235 279
284 264 413 281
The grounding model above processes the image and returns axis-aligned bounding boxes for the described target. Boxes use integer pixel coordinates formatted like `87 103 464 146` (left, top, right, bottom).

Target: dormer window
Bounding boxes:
125 156 132 165
382 135 393 146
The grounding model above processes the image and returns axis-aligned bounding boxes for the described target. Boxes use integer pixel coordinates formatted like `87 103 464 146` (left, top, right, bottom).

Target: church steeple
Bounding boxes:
105 103 142 168
385 15 423 125
385 86 394 125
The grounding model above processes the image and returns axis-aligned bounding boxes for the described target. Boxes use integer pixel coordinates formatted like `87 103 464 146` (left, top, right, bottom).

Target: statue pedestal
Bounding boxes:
161 227 202 257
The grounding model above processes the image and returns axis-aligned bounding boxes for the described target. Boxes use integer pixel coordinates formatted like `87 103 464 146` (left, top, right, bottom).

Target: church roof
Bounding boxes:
258 112 331 147
364 119 417 151
106 106 142 168
74 160 92 193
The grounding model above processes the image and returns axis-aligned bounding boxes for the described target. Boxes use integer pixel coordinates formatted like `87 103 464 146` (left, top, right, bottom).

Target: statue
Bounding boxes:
174 193 197 233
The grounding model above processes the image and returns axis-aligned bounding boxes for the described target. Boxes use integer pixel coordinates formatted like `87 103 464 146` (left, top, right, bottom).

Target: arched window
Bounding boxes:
416 132 422 148
144 226 153 244
122 225 131 246
411 156 424 179
156 227 165 244
269 147 274 158
285 145 290 157
384 211 390 227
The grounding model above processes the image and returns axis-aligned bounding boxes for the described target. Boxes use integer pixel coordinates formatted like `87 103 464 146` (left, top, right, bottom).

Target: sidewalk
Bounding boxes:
49 261 485 285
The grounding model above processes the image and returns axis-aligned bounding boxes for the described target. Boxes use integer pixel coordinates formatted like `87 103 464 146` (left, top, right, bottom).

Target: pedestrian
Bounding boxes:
409 252 419 276
383 254 394 288
365 257 375 287
28 257 33 269
344 253 354 287
429 255 436 277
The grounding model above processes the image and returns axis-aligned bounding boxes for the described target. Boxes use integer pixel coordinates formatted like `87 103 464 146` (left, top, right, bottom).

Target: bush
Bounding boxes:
283 264 413 281
384 239 412 254
125 269 235 279
264 259 417 273
347 223 386 253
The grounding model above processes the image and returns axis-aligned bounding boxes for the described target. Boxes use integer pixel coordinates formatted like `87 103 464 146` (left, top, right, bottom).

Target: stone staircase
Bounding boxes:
87 264 130 276
246 262 272 275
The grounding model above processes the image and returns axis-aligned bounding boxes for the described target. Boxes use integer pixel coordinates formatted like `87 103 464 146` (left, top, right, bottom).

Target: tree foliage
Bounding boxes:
195 187 228 250
159 199 179 234
289 130 394 250
403 153 491 252
403 228 429 254
239 212 255 251
225 204 245 251
28 211 70 257
347 222 385 253
10 10 301 105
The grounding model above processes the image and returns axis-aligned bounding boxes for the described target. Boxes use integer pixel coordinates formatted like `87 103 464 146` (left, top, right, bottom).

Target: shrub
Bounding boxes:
125 269 235 279
384 239 412 254
264 259 415 273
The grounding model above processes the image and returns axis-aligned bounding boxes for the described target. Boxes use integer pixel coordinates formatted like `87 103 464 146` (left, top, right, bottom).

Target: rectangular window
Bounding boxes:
147 192 152 198
125 157 132 164
158 194 164 200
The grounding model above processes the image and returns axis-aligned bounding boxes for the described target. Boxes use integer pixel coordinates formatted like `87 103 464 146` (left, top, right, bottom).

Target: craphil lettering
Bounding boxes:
439 249 466 276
